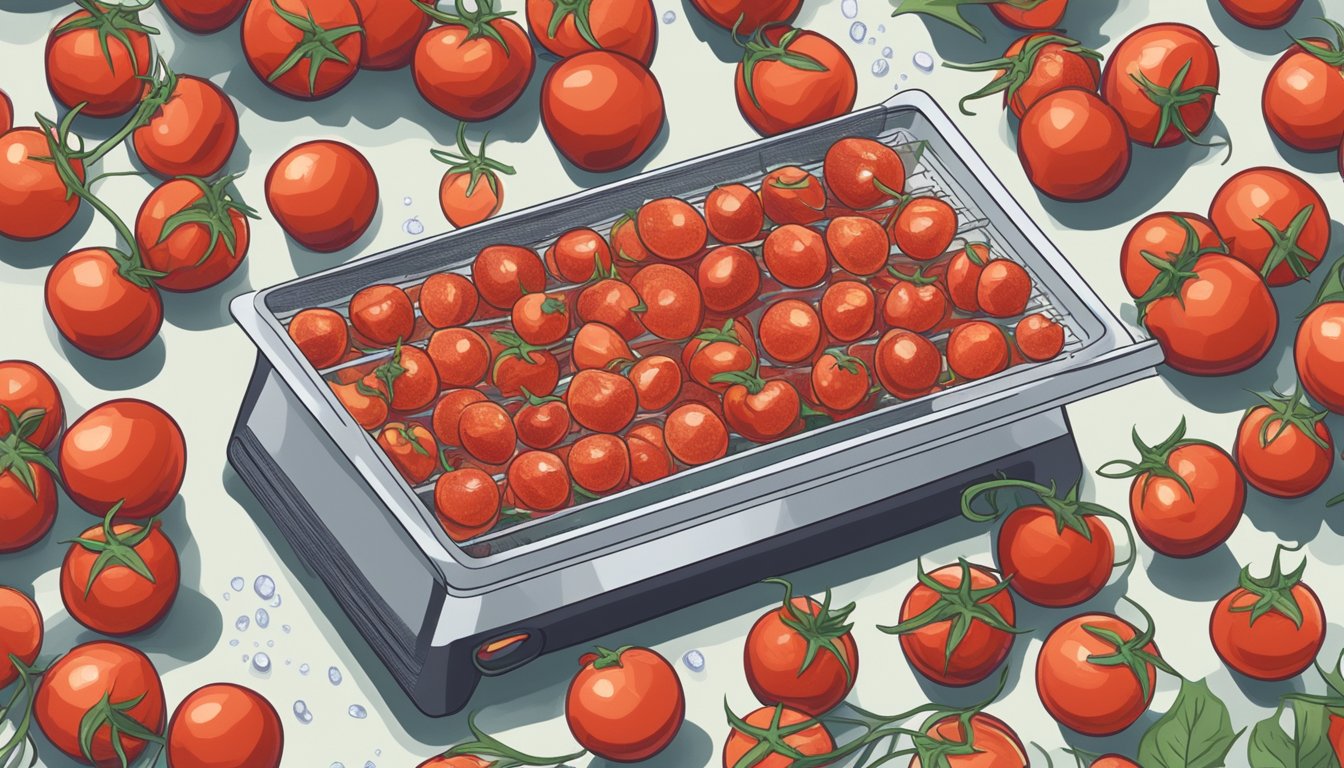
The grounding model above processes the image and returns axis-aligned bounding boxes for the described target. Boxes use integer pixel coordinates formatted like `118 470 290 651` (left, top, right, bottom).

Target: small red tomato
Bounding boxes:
949 33 1103 120
573 322 635 371
705 184 765 244
820 281 875 342
512 292 569 346
577 279 645 340
136 175 255 292
760 166 826 225
1036 608 1165 736
884 267 948 333
721 374 801 443
289 309 348 369
1119 212 1222 297
352 0 430 70
0 128 84 241
664 404 728 465
375 343 438 412
46 3 152 117
431 388 487 445
1297 286 1344 414
241 0 363 99
763 225 829 288
0 587 42 688
1018 88 1131 202
514 394 570 450
46 249 163 360
458 402 517 465
683 319 755 390
699 246 761 313
1141 254 1277 376
541 51 665 173
811 349 869 412
266 140 378 252
889 197 957 261
946 243 989 313
1015 313 1064 362
915 712 1029 767
160 0 247 32
1234 389 1333 498
434 463 500 540
760 299 821 364
167 684 284 768
568 433 630 494
1210 545 1324 681
133 74 239 179
638 197 708 261
61 514 181 636
350 284 415 346
690 0 800 34
630 264 704 340
609 211 653 264
566 646 684 762
629 355 682 411
874 329 940 399
824 137 905 210
735 26 856 136
723 705 834 768
1264 27 1344 151
420 272 479 328
1102 24 1221 148
947 321 1009 381
567 370 637 433
526 0 657 64
0 417 59 553
1099 418 1246 558
0 360 65 450
1209 167 1329 286
331 376 390 430
626 422 674 484
744 578 858 715
59 399 186 520
977 259 1032 318
490 336 560 397
472 245 547 309
35 641 166 767
377 422 438 483
413 0 534 120
547 227 614 283
1222 0 1304 29
508 450 571 512
428 328 490 388
826 216 889 276
434 124 514 228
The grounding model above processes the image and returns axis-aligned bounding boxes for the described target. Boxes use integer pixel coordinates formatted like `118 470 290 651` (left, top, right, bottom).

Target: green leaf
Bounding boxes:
890 0 1010 41
1139 678 1244 768
1247 703 1339 768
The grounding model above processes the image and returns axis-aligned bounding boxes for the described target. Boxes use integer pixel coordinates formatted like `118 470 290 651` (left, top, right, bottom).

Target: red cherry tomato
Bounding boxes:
1264 26 1344 150
630 264 703 340
1221 0 1304 28
541 51 664 173
1014 313 1064 362
546 227 614 283
330 376 390 430
350 284 415 346
472 245 547 309
826 216 890 276
511 292 569 346
1234 390 1333 498
950 33 1102 120
241 0 363 99
458 401 517 465
46 249 163 360
167 684 284 768
0 360 65 450
721 374 801 443
735 26 856 136
568 433 630 494
434 462 500 540
578 279 645 340
0 128 84 241
35 642 166 766
526 0 656 64
664 404 728 465
884 267 948 334
1018 88 1131 202
0 587 42 688
723 705 833 768
60 400 186 520
1209 167 1329 286
377 422 438 483
629 355 682 412
290 307 352 369
705 184 765 244
638 198 707 261
609 211 652 264
1297 285 1344 414
683 318 755 390
760 166 826 226
947 321 1009 381
132 74 239 179
266 140 378 252
61 515 181 636
763 225 829 288
567 370 637 434
811 349 869 412
508 450 571 512
946 243 988 313
1101 24 1221 147
432 388 487 445
760 299 821 364
1210 545 1324 681
136 175 255 292
1036 609 1164 736
991 0 1067 28
744 578 858 715
46 3 153 117
689 0 800 34
434 125 513 228
0 90 9 133
626 422 674 485
352 0 429 70
514 394 571 450
889 197 956 261
566 645 684 762
699 246 761 313
874 329 940 398
490 335 560 397
160 0 247 32
913 712 1029 768
572 321 634 371
1119 212 1221 297
420 272 479 328
823 137 905 210
820 281 875 342
0 420 59 554
977 259 1032 318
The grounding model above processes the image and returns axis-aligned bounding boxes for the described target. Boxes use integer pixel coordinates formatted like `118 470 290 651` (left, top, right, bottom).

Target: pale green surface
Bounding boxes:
2 0 1343 765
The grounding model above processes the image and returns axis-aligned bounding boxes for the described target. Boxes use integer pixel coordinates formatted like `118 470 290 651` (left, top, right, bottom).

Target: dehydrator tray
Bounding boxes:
229 89 1163 716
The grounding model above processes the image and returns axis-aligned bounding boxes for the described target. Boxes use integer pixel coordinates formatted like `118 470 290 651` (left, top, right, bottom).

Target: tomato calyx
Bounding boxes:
520 386 564 407
1249 388 1330 451
1231 542 1310 629
0 406 59 497
491 330 550 376
1082 598 1179 703
1291 18 1344 70
887 265 940 286
443 710 586 768
820 347 865 375
736 25 828 113
694 318 749 348
610 211 646 263
1097 417 1216 500
890 0 1047 42
1254 203 1321 282
158 173 260 260
414 0 516 53
711 367 769 395
582 645 633 670
55 0 159 75
760 577 856 686
876 559 1029 671
1131 215 1227 317
64 502 159 598
543 0 601 50
266 0 363 97
1130 58 1231 160
960 476 1137 568
371 339 408 403
390 423 431 456
87 56 180 166
0 654 47 765
431 122 517 201
1301 253 1344 319
945 34 1103 116
78 689 165 767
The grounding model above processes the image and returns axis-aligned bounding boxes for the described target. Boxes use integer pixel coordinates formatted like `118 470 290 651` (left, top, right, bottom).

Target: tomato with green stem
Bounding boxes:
823 137 905 211
525 0 656 64
1210 543 1324 681
1098 418 1246 558
716 369 801 444
705 185 765 244
0 409 59 549
1235 389 1332 498
1018 88 1131 202
566 646 683 762
826 216 890 277
889 197 957 262
377 421 438 483
458 402 516 465
744 578 857 715
763 225 829 289
891 0 1064 42
947 321 1009 381
351 0 429 69
1104 23 1227 155
946 243 988 313
541 51 664 173
875 329 940 399
630 264 703 341
0 587 42 689
60 504 181 636
946 33 1102 119
132 71 239 180
1119 212 1223 298
135 174 258 292
723 705 834 768
511 292 569 346
1036 600 1175 736
46 0 156 117
820 281 875 342
880 560 1024 687
490 332 560 397
266 140 379 252
811 349 869 412
760 167 826 226
1297 256 1344 413
684 318 756 389
421 273 479 329
884 267 948 334
578 278 645 340
566 370 637 434
331 375 389 430
473 245 547 309
514 391 570 450
572 322 634 372
609 210 652 263
1209 167 1329 286
34 641 167 766
434 459 500 540
914 711 1029 767
166 684 283 768
760 300 820 365
242 0 363 100
1263 20 1344 152
433 123 516 228
428 712 586 768
628 355 681 412
735 27 856 137
961 478 1135 607
0 361 64 450
0 124 86 242
47 248 164 361
664 404 728 466
698 246 760 313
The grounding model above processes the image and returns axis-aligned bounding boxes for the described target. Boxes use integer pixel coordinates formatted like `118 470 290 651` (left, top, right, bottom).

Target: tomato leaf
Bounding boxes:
1248 702 1340 768
1138 677 1244 768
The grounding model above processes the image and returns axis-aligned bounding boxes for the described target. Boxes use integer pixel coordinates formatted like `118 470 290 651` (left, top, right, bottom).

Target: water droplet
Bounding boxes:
878 24 886 33
267 640 275 648
872 59 890 77
235 615 250 632
682 649 706 672
285 659 292 666
242 654 250 663
913 51 935 72
900 73 909 81
348 704 367 719
271 594 282 608
282 625 291 634
841 0 858 19
222 593 230 601
293 700 313 724
300 664 311 675
868 37 876 45
331 764 345 768
375 750 382 757
228 639 239 647
256 608 270 629
230 577 244 592
882 46 893 59
253 652 272 673
254 575 276 601
364 762 376 768
403 217 424 236
848 21 867 43
329 666 343 685
662 10 675 23
253 641 260 648
402 196 412 206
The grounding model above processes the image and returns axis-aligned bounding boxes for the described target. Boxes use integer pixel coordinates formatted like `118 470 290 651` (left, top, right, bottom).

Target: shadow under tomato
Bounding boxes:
1207 0 1327 56
1212 663 1306 709
284 203 385 279
1061 708 1160 767
161 265 254 332
1243 487 1333 545
1057 0 1124 47
1269 132 1341 176
1142 544 1240 603
678 0 747 64
588 721 713 768
0 202 95 273
47 318 168 391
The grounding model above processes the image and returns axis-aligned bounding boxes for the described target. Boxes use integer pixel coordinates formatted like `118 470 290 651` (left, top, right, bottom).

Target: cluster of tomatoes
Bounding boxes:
285 133 1066 544
0 361 287 768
